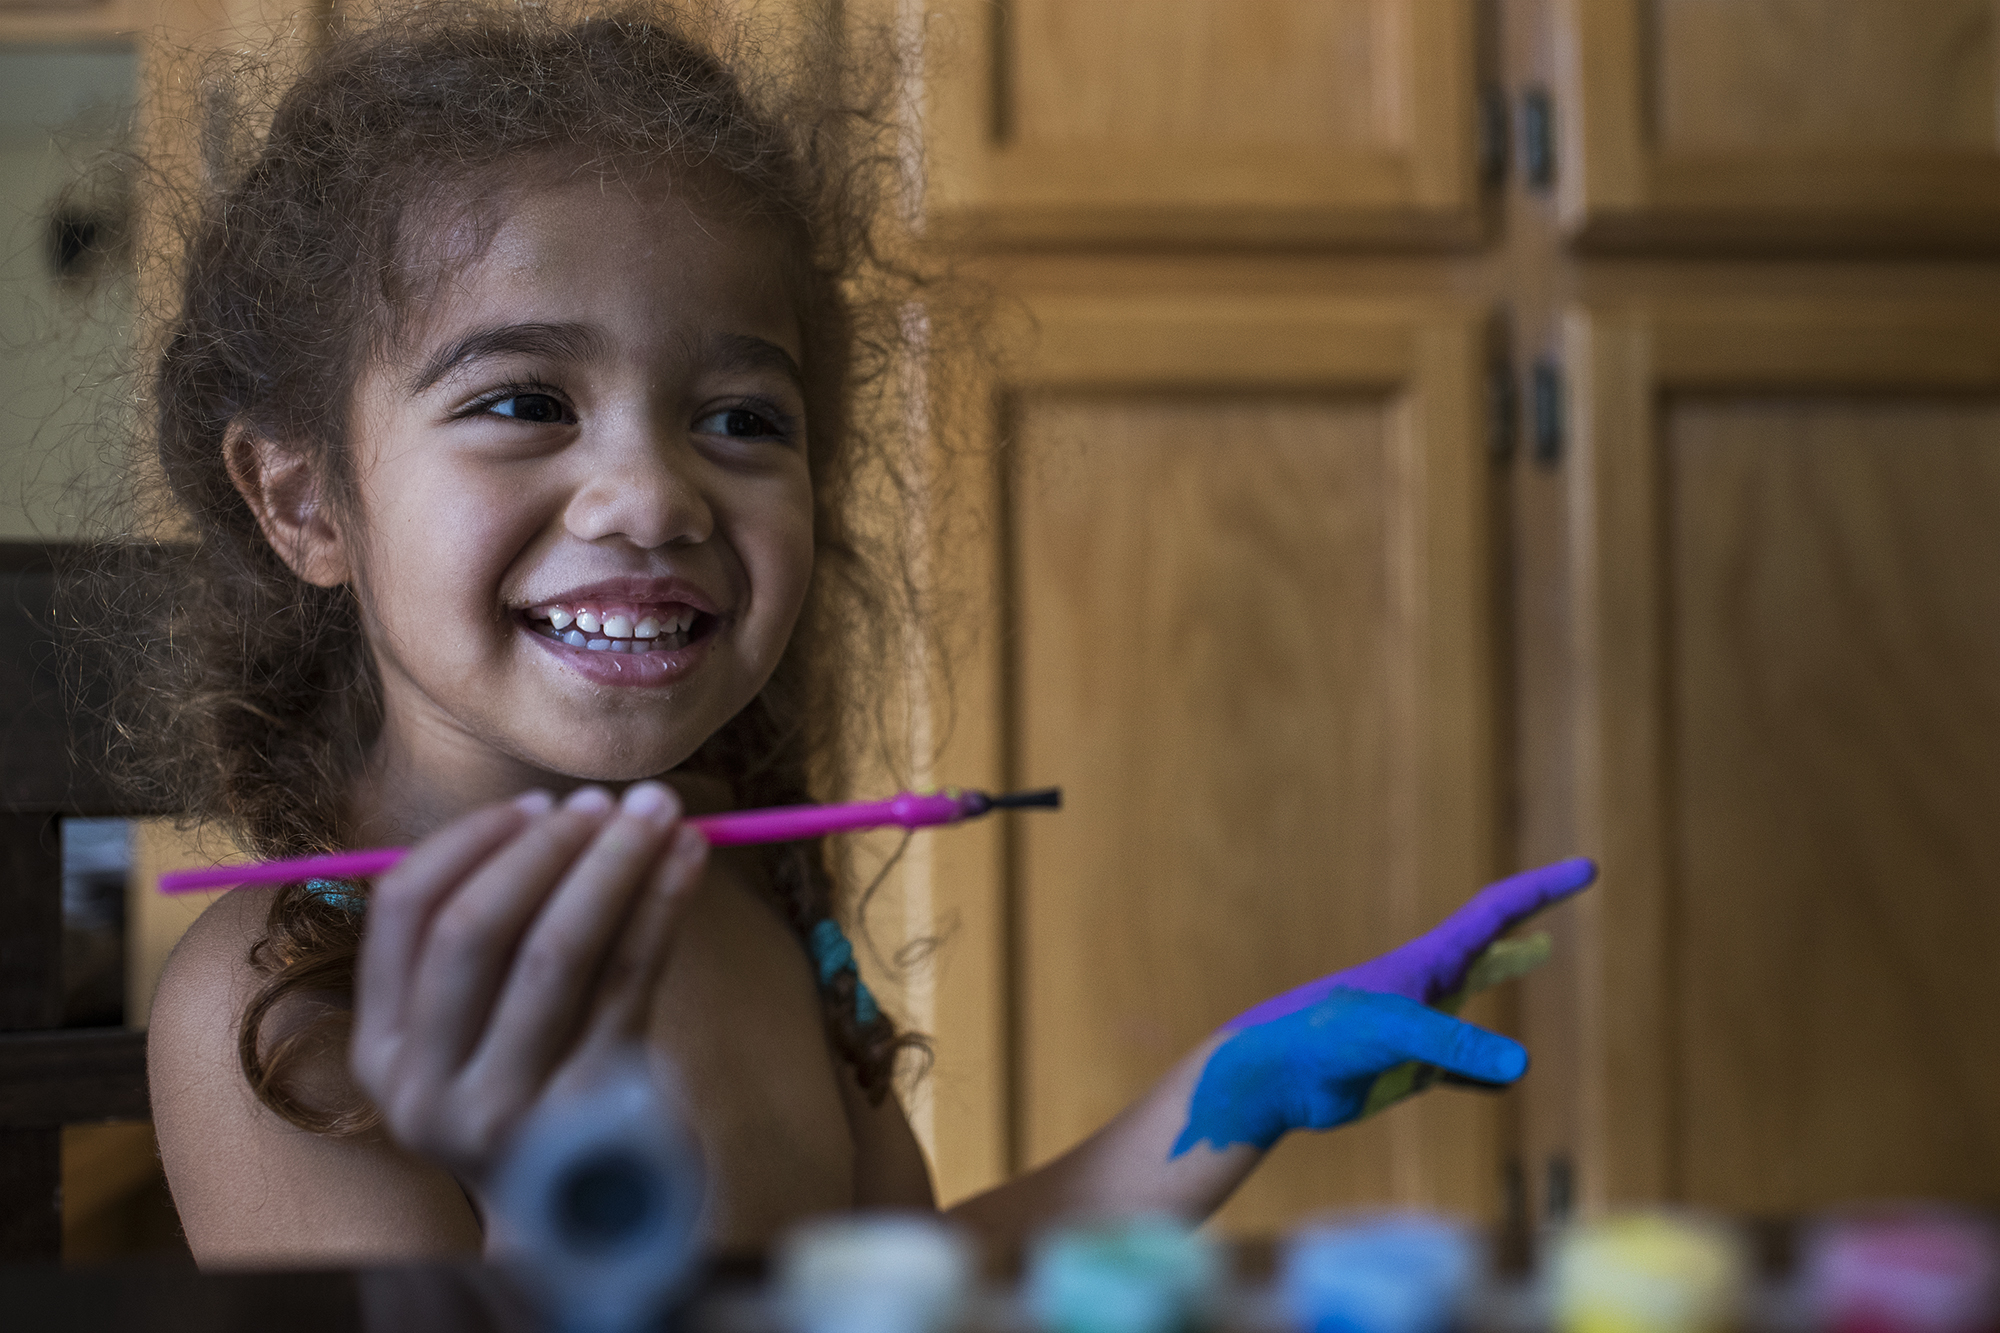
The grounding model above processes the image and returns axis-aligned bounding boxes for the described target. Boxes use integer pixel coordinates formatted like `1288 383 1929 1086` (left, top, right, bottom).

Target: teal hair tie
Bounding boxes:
304 878 366 915
808 919 879 1027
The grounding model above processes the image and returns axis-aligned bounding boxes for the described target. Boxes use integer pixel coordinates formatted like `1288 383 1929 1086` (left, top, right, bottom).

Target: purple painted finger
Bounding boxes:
1342 856 1597 1002
1220 857 1596 1033
1418 857 1596 969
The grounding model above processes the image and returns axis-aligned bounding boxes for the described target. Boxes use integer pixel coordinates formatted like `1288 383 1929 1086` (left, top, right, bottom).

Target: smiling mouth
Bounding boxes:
522 601 719 654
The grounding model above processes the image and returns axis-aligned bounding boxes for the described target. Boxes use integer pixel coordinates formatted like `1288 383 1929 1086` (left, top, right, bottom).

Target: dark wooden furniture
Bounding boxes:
0 1254 775 1331
0 544 156 1259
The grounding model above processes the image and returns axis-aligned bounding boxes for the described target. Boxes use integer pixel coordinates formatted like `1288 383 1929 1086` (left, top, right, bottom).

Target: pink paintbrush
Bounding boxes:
156 787 1062 894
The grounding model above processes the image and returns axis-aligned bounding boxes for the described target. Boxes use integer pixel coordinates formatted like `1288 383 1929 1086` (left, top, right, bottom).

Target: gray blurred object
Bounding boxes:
0 43 138 542
488 1050 708 1333
59 815 128 1027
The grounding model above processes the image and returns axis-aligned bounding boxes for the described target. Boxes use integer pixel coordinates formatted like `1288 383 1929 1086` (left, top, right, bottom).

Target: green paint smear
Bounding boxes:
1358 932 1551 1119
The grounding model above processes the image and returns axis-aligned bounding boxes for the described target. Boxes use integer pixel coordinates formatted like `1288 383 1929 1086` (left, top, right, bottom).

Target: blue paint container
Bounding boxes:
1277 1213 1483 1333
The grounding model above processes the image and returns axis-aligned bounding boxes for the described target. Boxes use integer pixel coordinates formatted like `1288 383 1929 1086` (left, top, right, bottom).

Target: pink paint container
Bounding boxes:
1801 1209 1999 1333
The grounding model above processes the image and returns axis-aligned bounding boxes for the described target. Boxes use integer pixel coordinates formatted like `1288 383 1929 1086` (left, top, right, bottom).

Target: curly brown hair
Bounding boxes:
100 0 946 1133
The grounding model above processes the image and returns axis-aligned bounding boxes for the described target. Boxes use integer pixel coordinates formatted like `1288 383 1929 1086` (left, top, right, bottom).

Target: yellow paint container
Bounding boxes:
1551 1212 1747 1333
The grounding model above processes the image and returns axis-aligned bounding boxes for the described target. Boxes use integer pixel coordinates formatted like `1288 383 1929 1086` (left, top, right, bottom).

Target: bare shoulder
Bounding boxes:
148 891 481 1267
147 890 269 1101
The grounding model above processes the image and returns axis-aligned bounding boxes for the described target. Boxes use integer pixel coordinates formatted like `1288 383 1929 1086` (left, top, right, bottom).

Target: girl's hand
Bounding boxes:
1171 988 1527 1155
1168 858 1597 1157
1220 857 1598 1032
350 781 706 1197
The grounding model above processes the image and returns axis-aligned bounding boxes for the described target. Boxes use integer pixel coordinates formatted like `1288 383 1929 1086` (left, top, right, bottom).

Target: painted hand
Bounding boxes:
1170 988 1529 1156
1221 857 1598 1033
1168 858 1597 1157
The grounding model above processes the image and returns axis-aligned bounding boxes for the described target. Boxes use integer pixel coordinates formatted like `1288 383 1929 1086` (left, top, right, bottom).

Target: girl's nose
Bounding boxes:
563 427 715 550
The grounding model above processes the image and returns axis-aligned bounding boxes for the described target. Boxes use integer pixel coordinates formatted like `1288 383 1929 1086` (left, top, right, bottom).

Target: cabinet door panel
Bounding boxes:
1655 0 1994 153
1670 399 2000 1210
1013 394 1410 1228
1558 0 2000 252
924 0 1480 247
921 296 1504 1226
1548 300 2000 1214
1008 0 1398 148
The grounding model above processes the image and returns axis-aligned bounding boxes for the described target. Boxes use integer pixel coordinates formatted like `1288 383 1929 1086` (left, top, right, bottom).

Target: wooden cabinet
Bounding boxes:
1556 0 2000 251
922 0 1484 247
912 294 1507 1229
1531 299 2000 1213
915 0 2000 1234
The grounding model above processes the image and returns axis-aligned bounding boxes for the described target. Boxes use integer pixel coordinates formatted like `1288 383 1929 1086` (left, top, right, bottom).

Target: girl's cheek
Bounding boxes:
743 484 816 643
778 493 817 604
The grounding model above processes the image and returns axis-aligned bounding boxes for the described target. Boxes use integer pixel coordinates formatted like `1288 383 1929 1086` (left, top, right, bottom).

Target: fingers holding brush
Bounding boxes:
578 815 708 1051
350 794 549 1100
464 782 697 1104
350 783 702 1187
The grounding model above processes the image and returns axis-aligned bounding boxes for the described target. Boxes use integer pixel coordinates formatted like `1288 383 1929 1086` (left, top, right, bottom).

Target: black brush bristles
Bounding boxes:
989 786 1062 811
955 787 1062 819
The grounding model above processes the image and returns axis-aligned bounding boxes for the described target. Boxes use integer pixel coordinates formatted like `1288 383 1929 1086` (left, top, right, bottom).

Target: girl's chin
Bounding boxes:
521 732 707 786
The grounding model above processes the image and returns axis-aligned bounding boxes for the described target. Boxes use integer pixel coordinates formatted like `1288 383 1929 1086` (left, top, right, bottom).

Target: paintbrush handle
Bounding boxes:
158 790 986 894
160 848 406 894
694 790 971 847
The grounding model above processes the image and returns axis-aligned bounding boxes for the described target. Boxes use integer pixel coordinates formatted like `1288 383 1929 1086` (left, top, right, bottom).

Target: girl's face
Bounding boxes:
337 169 815 799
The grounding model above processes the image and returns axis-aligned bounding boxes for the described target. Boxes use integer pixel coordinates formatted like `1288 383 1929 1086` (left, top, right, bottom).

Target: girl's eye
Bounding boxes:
485 393 572 424
694 407 786 439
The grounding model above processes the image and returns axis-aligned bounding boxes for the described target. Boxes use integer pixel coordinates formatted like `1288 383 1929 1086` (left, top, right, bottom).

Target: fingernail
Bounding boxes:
620 781 680 823
513 789 555 814
564 785 614 814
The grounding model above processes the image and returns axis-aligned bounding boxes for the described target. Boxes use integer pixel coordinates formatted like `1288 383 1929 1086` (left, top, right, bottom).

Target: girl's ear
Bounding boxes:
224 424 352 588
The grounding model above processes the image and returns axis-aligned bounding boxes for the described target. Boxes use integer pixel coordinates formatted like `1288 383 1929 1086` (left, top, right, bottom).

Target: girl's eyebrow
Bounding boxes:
705 331 805 391
408 320 607 394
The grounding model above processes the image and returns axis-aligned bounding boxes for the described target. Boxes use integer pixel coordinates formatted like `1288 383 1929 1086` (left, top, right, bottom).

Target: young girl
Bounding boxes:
130 1 1591 1266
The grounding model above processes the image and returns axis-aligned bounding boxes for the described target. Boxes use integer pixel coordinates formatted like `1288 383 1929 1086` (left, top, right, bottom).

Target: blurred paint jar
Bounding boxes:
1550 1212 1747 1333
775 1212 978 1333
1026 1215 1225 1333
1278 1212 1484 1333
1800 1209 1999 1333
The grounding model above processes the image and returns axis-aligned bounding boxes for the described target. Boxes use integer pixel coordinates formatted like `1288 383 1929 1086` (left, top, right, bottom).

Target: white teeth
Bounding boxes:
539 603 702 648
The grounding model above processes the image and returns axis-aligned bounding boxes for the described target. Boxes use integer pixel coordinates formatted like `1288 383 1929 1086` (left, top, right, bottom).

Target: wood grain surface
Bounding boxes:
1557 0 2000 252
1007 0 1399 148
1559 300 2000 1215
1011 394 1408 1226
922 0 1479 246
1655 0 1996 153
1669 398 2000 1209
